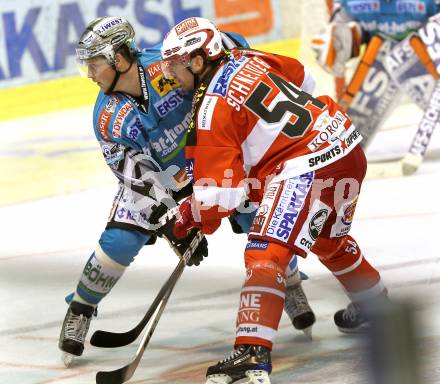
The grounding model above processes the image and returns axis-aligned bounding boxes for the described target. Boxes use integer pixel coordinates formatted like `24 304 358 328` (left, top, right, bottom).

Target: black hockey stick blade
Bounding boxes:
96 280 175 384
91 231 203 348
91 256 186 348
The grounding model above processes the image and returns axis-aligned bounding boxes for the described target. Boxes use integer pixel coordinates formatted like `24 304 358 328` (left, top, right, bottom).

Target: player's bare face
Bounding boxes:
171 63 194 91
161 58 194 91
83 57 115 92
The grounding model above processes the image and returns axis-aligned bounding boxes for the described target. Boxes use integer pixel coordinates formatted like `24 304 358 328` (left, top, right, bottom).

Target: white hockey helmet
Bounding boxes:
76 16 136 67
160 17 223 78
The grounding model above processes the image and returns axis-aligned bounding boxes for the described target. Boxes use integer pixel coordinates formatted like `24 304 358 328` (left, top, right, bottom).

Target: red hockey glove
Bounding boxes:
173 197 201 239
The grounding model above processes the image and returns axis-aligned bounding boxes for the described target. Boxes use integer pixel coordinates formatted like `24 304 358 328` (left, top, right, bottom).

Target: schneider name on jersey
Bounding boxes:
186 49 362 228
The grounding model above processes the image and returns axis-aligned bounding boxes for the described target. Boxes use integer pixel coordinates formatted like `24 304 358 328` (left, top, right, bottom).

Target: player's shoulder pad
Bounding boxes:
93 91 144 146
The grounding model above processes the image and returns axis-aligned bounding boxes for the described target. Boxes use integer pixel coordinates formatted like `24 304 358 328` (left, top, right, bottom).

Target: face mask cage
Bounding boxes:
160 52 191 79
76 55 112 78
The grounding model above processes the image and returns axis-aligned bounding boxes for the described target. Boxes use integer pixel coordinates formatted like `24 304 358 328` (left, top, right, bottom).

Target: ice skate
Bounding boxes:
284 282 315 340
205 344 272 384
334 302 370 334
58 301 94 367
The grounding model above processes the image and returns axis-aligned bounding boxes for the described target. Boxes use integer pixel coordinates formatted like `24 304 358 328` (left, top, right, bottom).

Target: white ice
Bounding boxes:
0 102 439 384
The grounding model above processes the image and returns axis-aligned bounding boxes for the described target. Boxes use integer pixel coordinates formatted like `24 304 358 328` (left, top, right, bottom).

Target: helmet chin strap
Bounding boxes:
105 60 134 95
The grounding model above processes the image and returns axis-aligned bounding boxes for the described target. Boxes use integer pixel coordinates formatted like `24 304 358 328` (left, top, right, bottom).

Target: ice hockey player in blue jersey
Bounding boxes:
58 16 315 367
312 0 440 175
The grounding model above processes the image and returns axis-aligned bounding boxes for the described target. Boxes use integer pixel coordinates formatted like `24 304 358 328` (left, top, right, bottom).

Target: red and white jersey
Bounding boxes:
186 49 362 229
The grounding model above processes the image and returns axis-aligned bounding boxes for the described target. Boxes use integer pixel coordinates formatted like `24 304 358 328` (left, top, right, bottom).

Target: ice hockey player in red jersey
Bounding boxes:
161 17 388 384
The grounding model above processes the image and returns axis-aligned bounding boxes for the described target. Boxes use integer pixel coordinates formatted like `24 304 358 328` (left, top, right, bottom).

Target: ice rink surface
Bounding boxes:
1 102 440 384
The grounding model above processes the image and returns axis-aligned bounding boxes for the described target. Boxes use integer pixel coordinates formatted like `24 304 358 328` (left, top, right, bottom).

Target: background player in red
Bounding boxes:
161 17 388 384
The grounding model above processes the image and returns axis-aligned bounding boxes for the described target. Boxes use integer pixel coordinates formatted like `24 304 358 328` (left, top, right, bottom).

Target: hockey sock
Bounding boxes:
75 244 126 305
235 260 286 349
316 236 385 302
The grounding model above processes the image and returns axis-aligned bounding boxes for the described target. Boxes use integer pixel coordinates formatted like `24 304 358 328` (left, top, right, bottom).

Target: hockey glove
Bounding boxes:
162 226 208 267
163 225 208 267
173 197 201 239
178 228 208 266
150 199 207 267
311 22 362 76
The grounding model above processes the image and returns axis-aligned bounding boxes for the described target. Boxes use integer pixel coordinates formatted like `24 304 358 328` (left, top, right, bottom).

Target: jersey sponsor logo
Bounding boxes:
82 254 120 294
238 292 261 323
212 58 245 97
151 74 179 97
154 88 185 117
126 116 142 140
331 197 358 237
309 209 329 240
308 129 361 167
396 0 426 14
250 204 270 234
358 20 422 38
102 143 124 168
98 109 113 140
185 158 194 182
266 173 314 243
341 197 358 226
146 62 162 79
115 207 149 226
308 110 347 151
294 200 331 253
245 239 269 251
308 145 342 167
112 102 133 138
347 0 380 13
175 17 199 35
237 325 258 334
151 111 191 158
105 95 120 113
197 95 218 130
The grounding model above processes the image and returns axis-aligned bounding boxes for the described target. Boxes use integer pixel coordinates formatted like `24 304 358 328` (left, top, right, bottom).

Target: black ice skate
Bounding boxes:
334 302 370 333
58 301 94 367
205 344 272 384
284 282 316 340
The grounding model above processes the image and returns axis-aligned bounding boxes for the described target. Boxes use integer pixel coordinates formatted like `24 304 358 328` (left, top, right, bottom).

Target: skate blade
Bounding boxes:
302 325 313 341
61 352 75 368
205 374 233 384
337 324 370 334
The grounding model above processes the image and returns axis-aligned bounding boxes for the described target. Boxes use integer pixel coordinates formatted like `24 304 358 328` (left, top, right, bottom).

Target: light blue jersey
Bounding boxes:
93 45 191 172
336 0 440 40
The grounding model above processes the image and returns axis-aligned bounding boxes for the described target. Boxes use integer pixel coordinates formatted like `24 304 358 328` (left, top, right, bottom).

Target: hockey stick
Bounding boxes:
95 257 185 384
366 78 440 179
90 230 203 348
